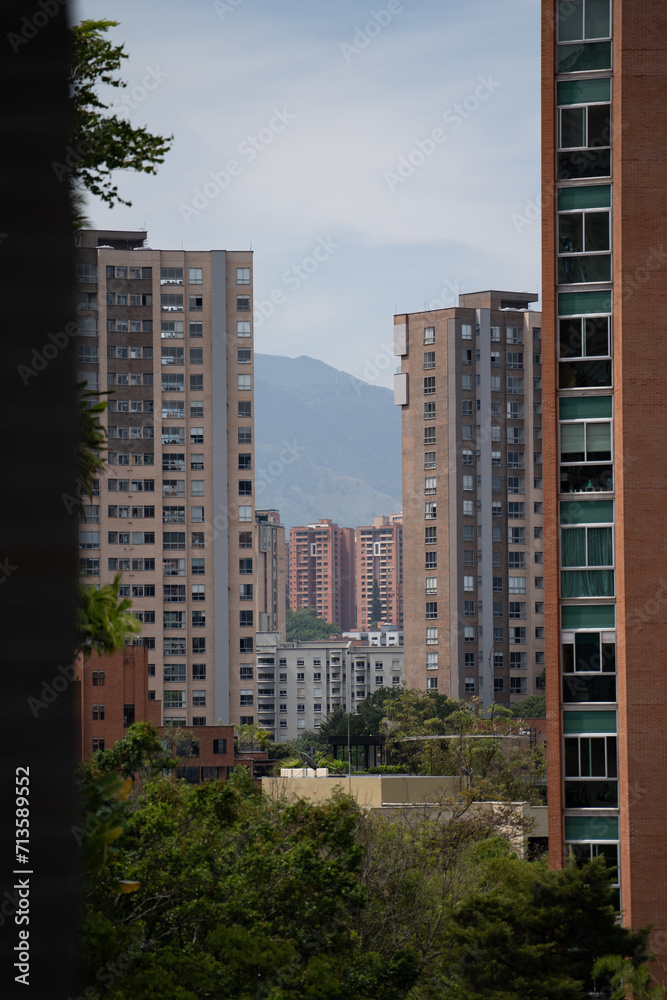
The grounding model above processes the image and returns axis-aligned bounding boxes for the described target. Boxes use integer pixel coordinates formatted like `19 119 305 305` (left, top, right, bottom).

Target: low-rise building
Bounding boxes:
252 635 404 741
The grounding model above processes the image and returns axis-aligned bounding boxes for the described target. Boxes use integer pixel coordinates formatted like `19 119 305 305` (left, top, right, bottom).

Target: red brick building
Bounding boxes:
355 515 403 630
287 519 355 630
542 0 667 959
74 645 237 779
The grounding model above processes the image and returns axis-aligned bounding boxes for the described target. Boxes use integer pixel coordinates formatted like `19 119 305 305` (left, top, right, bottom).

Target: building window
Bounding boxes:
426 627 438 645
237 295 250 311
423 326 435 344
426 652 438 670
557 91 611 180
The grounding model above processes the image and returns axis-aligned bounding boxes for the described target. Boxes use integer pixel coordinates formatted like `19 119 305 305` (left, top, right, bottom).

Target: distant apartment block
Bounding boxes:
287 519 355 629
394 291 545 706
251 636 404 741
75 229 255 733
355 515 404 630
343 625 404 646
254 509 287 638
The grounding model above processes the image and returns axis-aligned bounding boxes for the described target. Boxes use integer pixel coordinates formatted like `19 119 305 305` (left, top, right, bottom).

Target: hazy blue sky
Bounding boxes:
76 0 541 387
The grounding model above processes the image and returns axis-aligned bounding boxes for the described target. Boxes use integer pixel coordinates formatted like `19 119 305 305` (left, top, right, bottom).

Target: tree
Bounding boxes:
77 572 142 654
438 848 654 1000
369 578 382 628
511 693 547 718
70 20 172 211
79 772 420 1000
286 606 339 641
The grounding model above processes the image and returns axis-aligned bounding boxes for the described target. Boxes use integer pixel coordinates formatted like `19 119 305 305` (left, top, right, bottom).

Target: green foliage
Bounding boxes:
85 722 175 780
234 722 271 750
77 734 664 1000
76 383 108 504
511 693 547 718
80 777 420 999
286 606 339 641
77 572 142 654
70 19 172 209
439 852 651 1000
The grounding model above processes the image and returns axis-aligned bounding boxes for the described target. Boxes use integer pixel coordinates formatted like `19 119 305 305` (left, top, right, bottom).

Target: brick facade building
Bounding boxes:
542 0 667 956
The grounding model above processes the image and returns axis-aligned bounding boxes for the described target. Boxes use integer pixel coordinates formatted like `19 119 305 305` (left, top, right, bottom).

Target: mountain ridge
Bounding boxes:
254 353 402 530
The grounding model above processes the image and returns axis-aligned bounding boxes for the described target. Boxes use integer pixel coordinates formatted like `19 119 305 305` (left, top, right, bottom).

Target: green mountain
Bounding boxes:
254 354 402 530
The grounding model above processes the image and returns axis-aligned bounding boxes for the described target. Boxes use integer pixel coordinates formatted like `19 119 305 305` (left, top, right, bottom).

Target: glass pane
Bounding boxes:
560 395 612 419
558 148 611 180
557 77 611 105
584 212 609 251
575 631 601 670
559 358 612 388
559 214 584 253
562 527 586 566
557 41 611 73
558 254 611 284
560 465 613 492
587 526 612 565
565 738 580 777
559 289 612 315
564 779 617 808
584 316 609 355
563 673 616 702
606 735 617 778
560 317 583 357
558 184 611 210
585 0 610 38
560 499 613 523
558 0 583 41
561 605 615 629
561 569 614 597
561 423 586 461
560 107 585 148
586 422 611 460
588 104 611 146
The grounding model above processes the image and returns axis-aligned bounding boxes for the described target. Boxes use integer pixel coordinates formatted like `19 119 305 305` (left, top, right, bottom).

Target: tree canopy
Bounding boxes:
286 606 340 641
70 19 172 210
76 724 665 1000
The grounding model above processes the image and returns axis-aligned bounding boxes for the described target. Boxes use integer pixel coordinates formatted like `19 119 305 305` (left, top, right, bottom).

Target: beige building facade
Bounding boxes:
395 291 545 707
76 229 255 729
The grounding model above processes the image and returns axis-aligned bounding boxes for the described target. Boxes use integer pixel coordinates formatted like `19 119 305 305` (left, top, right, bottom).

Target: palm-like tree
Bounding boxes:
77 573 142 654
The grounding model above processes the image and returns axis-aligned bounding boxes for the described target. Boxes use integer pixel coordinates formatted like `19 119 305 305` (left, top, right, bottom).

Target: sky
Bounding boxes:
75 0 542 389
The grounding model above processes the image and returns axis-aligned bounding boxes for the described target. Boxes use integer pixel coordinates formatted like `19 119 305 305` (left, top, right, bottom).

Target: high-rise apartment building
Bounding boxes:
355 515 404 629
395 292 545 706
75 229 254 732
287 519 356 629
543 0 667 945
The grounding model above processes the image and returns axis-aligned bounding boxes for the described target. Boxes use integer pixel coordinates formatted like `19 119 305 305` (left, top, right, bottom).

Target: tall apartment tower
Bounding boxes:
75 229 254 734
287 519 356 630
543 0 667 943
355 515 404 630
394 292 545 707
